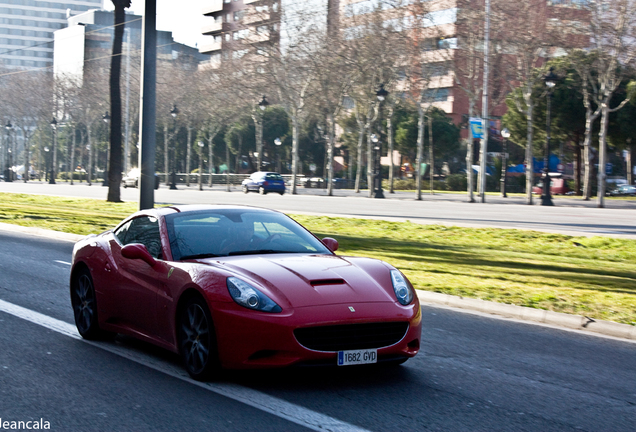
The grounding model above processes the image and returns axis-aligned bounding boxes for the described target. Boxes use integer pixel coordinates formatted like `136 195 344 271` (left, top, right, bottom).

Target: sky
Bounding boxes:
102 0 208 48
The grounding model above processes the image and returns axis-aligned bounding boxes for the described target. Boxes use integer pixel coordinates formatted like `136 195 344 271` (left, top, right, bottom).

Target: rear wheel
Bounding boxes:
242 185 249 194
71 268 109 340
178 296 219 380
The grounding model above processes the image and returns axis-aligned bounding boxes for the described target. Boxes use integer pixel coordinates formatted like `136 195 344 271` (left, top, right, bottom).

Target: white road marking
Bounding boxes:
0 299 372 432
54 260 72 266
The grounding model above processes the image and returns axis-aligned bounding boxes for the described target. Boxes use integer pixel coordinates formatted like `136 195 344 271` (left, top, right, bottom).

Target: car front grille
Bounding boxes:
294 322 409 352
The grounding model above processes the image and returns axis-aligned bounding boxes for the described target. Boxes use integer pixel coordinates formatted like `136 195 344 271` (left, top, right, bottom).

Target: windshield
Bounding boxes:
165 209 332 260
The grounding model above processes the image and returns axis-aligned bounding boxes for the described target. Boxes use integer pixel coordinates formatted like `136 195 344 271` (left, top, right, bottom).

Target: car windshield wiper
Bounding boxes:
227 249 299 256
180 253 219 260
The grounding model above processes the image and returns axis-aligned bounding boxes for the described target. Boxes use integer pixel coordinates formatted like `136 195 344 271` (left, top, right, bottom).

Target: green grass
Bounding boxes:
1 192 635 325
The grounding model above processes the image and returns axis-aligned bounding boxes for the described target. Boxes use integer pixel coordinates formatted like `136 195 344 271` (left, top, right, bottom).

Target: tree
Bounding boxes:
107 0 131 202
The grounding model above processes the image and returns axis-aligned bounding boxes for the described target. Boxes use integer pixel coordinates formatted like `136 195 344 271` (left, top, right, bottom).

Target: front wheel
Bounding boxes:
71 268 108 340
178 296 219 381
242 185 249 194
259 186 267 195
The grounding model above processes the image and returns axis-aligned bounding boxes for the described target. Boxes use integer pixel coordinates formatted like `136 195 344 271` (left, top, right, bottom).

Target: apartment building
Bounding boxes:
0 0 102 70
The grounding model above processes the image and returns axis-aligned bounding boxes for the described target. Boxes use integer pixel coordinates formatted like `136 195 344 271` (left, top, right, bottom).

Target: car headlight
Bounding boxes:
227 277 282 313
391 270 414 305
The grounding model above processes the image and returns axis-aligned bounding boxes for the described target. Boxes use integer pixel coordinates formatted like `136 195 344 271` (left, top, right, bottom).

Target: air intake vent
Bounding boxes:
294 322 409 352
310 279 345 286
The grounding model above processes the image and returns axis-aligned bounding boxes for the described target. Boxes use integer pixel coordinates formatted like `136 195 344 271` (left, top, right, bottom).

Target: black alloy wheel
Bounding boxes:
71 268 105 340
178 296 219 380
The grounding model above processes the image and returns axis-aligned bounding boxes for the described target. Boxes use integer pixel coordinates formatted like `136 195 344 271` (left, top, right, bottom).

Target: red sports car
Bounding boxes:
70 205 421 380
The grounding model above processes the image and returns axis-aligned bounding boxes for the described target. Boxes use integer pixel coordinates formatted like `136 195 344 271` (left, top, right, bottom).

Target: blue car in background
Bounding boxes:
242 171 286 195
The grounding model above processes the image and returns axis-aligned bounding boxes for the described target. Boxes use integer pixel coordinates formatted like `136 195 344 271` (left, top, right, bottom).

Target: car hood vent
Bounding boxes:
310 279 346 286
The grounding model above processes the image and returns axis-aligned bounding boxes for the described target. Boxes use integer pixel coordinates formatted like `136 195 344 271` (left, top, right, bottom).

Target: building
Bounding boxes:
0 0 103 70
54 9 208 84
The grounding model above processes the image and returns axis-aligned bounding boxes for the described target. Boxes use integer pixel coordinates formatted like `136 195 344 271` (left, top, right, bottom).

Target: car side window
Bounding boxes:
115 220 132 244
117 216 163 259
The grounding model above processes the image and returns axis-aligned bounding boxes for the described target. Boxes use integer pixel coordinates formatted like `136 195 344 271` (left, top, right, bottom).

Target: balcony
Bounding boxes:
202 0 224 16
202 21 223 35
244 0 262 4
244 11 269 25
199 40 223 54
245 31 270 44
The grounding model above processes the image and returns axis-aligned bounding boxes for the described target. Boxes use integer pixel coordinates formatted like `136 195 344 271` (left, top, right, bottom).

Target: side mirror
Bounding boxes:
322 237 339 252
121 243 157 267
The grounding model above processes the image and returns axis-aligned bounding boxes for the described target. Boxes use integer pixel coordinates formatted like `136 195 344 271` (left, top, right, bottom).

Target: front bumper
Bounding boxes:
209 299 422 369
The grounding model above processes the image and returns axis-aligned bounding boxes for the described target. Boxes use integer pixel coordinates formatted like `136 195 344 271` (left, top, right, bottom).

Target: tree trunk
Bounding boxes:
107 0 130 202
208 132 216 187
525 100 534 205
627 143 634 185
597 103 610 208
428 114 434 195
354 128 364 193
186 125 192 187
582 107 595 200
575 140 582 195
87 127 93 186
387 106 395 194
70 127 75 185
416 104 424 200
326 113 335 196
291 114 299 194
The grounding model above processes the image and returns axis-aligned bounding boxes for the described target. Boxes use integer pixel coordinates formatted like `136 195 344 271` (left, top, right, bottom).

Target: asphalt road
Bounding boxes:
1 231 635 431
1 181 636 239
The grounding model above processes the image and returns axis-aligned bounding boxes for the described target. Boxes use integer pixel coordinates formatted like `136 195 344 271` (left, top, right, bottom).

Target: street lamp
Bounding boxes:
500 128 510 198
372 84 388 199
198 140 204 191
4 121 13 182
102 111 110 186
170 105 179 190
44 146 50 182
542 67 558 206
256 96 269 170
274 137 282 173
50 118 57 184
371 134 384 199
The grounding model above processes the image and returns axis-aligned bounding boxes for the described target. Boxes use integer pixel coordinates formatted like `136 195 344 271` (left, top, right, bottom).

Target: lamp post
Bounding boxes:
256 95 269 171
50 118 57 184
542 68 558 206
198 140 204 191
102 111 110 186
170 104 179 190
274 137 282 173
500 128 510 197
4 122 13 182
44 147 50 182
371 134 384 199
372 84 388 199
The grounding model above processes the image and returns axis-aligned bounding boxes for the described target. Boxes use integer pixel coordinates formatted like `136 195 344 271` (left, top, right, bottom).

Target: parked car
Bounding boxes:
122 168 159 189
532 176 570 195
242 171 286 195
607 184 636 197
70 205 421 380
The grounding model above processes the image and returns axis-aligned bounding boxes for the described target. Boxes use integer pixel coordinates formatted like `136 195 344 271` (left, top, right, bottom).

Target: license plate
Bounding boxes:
337 349 377 366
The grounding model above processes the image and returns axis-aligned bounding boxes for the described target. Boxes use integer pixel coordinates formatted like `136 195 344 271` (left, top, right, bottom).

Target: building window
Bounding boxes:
423 88 450 102
226 13 232 22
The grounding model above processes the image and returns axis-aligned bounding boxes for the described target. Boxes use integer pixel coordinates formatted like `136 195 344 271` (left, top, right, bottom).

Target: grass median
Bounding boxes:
1 192 635 326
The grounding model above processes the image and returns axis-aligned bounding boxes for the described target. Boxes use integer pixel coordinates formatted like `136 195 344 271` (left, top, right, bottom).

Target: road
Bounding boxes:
1 231 634 431
1 181 635 239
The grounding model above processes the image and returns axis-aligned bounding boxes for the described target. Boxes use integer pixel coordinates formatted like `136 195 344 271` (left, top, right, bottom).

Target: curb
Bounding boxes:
0 222 85 243
417 290 636 342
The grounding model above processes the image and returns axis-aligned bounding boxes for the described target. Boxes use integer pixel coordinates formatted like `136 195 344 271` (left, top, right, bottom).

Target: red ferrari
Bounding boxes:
70 205 421 380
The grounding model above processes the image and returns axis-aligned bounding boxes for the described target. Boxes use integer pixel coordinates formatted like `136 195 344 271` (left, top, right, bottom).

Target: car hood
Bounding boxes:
213 254 396 307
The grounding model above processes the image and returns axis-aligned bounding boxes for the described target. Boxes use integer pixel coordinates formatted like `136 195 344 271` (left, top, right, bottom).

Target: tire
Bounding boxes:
279 191 285 196
70 267 108 340
259 186 267 195
178 295 219 381
242 185 249 194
